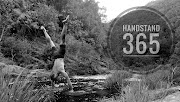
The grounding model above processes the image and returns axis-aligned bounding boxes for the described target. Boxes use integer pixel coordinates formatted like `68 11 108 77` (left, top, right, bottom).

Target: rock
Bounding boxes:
125 77 141 82
0 62 6 68
0 62 49 78
151 86 180 102
92 85 105 91
65 90 91 96
28 69 51 78
2 64 29 75
72 74 111 80
163 92 180 102
152 92 180 102
0 62 29 75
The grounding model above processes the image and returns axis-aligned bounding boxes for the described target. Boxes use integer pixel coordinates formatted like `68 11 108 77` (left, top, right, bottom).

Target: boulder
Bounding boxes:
0 62 49 78
150 86 180 102
28 69 50 78
1 64 29 76
152 92 180 102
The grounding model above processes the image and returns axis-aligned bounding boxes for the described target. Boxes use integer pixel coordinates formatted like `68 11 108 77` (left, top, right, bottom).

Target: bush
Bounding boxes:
0 69 56 102
0 51 14 65
100 81 150 102
65 35 108 75
1 37 33 66
0 0 108 76
143 69 171 90
104 70 132 94
121 81 150 102
100 78 170 102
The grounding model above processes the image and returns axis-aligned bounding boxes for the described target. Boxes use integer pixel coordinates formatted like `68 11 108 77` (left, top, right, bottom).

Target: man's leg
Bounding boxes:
40 26 56 48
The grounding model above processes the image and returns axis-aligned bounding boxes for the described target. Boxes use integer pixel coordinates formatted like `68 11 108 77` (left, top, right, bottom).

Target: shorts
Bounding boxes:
51 58 65 78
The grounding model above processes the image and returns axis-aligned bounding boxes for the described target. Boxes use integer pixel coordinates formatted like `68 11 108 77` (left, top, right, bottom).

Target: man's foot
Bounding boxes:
68 89 74 93
66 89 74 93
54 84 60 87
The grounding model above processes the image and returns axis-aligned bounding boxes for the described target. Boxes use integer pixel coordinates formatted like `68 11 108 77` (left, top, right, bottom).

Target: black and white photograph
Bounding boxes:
0 0 179 102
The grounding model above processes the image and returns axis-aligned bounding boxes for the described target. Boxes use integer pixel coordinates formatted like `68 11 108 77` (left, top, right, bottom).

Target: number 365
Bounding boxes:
123 33 160 55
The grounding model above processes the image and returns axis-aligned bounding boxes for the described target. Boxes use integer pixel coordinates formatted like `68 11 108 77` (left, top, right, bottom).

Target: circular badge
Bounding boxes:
108 6 174 74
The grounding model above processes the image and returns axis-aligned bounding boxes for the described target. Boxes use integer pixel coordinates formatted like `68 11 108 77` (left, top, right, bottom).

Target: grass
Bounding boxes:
100 81 150 102
121 82 150 102
143 69 171 90
0 68 56 102
103 70 132 94
100 81 171 102
100 69 174 102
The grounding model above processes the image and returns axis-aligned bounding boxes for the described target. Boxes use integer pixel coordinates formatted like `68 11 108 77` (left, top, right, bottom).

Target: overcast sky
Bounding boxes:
96 0 155 22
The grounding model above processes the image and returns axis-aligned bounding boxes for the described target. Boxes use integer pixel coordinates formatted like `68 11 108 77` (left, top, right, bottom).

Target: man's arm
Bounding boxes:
40 26 55 48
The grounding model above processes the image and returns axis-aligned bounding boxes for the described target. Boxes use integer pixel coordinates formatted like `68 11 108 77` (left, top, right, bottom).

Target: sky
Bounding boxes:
96 0 155 22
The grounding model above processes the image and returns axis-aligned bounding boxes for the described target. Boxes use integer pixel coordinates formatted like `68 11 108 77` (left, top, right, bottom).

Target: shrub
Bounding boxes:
121 81 150 102
99 81 150 102
0 68 56 102
0 51 14 65
1 37 33 66
66 35 107 75
104 70 132 94
100 80 169 102
143 69 171 90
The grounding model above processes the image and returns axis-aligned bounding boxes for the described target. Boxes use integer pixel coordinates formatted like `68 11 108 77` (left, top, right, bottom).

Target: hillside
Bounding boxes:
0 0 114 75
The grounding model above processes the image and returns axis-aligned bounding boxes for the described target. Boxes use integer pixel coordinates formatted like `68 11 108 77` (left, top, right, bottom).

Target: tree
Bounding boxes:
146 0 180 69
0 0 109 74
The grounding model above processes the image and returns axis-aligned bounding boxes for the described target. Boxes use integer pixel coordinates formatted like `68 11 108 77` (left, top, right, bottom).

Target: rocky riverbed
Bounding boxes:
0 62 112 101
34 74 111 102
2 62 180 102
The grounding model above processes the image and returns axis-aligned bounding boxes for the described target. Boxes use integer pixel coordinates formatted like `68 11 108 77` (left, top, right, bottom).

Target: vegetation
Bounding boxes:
0 0 110 101
100 0 180 101
0 0 110 75
100 68 174 102
146 0 180 66
0 68 55 102
104 70 132 94
2 0 180 101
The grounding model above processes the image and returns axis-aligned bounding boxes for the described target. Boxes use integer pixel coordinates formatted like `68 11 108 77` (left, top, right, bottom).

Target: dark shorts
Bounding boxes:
51 44 66 59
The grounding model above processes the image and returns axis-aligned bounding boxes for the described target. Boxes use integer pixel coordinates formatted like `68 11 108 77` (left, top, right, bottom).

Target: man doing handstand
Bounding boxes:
40 15 73 92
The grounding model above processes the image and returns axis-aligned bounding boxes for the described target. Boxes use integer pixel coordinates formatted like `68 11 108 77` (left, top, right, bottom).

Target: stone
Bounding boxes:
152 92 180 102
28 69 51 78
1 64 29 75
151 86 180 102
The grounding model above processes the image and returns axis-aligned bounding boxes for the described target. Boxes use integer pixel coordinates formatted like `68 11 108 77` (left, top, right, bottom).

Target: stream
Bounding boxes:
34 74 111 102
